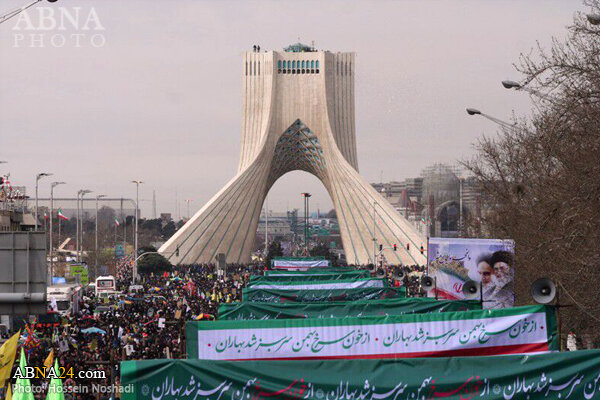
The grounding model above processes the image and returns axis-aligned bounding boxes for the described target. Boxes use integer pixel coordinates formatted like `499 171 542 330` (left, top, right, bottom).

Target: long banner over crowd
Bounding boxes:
272 257 330 270
121 349 600 400
249 271 370 282
242 287 405 303
265 268 358 276
218 298 481 320
247 277 387 290
187 305 556 360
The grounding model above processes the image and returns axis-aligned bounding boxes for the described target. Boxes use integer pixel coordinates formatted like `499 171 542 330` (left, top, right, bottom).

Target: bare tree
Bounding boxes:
464 1 600 347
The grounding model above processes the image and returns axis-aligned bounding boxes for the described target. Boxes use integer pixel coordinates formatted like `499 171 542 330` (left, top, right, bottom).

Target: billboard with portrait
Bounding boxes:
427 238 515 309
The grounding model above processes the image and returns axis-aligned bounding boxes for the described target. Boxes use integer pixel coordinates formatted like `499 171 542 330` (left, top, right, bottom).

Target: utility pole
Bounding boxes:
264 195 268 254
372 201 378 265
131 180 143 283
78 190 92 262
152 190 157 219
459 177 464 237
302 193 311 252
95 194 106 279
50 181 65 283
35 172 52 231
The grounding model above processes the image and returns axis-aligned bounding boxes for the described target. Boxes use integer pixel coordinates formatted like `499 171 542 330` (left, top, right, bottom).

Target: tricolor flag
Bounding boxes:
57 209 68 221
114 217 120 227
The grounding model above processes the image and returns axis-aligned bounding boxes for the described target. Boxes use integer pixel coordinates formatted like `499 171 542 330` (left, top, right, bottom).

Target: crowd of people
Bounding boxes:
6 261 423 399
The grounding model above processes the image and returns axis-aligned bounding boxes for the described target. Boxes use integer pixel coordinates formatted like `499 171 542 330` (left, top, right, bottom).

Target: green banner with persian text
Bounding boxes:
265 268 360 276
187 305 556 360
250 270 370 282
242 286 405 303
121 349 600 400
246 277 388 290
218 298 481 320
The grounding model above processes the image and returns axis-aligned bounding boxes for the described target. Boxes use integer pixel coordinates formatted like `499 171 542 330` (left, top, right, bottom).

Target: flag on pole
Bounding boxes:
114 217 120 227
0 331 20 388
57 209 68 221
43 349 54 371
13 348 34 400
45 359 64 400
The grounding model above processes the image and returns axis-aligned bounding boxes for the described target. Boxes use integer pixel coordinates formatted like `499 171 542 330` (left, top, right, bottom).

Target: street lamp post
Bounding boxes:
77 189 92 263
35 172 52 231
301 193 311 252
372 201 378 265
459 178 463 237
466 108 515 130
501 80 555 102
50 181 65 283
95 194 107 280
131 180 143 283
587 13 600 25
264 195 268 255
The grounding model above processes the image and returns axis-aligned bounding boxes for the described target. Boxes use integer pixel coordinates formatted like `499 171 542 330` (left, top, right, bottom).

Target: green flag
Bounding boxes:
13 349 34 400
45 359 64 400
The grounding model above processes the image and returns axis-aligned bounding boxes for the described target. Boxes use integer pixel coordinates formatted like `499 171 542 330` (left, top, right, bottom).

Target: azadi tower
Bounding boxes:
160 43 427 266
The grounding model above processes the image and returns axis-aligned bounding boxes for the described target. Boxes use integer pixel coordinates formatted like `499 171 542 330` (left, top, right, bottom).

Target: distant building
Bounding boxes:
372 163 482 238
0 210 36 231
257 218 293 238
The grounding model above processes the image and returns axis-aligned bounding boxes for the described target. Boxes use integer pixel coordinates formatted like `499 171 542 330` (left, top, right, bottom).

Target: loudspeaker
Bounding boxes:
393 269 405 281
421 275 435 291
462 280 480 299
531 278 556 304
376 268 385 278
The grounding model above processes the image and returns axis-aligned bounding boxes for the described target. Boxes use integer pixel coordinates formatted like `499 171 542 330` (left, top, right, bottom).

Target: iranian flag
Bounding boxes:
115 217 120 227
58 209 68 221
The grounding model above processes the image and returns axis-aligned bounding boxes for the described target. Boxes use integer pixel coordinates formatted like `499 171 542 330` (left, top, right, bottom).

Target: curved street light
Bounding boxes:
49 181 65 283
466 107 515 130
587 13 600 25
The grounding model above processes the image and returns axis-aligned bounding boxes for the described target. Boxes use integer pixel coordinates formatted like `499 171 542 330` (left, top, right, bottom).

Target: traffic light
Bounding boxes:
379 244 383 251
420 245 424 255
175 246 180 257
406 243 410 250
393 244 397 251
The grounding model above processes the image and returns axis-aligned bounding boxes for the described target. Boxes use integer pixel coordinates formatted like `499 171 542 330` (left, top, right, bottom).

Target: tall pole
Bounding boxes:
50 181 65 283
35 172 52 231
459 178 464 237
301 193 311 252
76 190 81 260
372 201 377 265
78 190 92 263
58 216 61 251
95 195 106 280
131 180 143 284
264 195 268 253
35 178 39 231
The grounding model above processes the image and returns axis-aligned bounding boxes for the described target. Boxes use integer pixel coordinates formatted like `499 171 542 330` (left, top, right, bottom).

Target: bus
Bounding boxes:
95 275 117 297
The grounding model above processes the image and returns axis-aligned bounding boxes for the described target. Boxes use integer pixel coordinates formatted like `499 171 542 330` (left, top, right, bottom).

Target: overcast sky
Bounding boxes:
0 0 585 218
